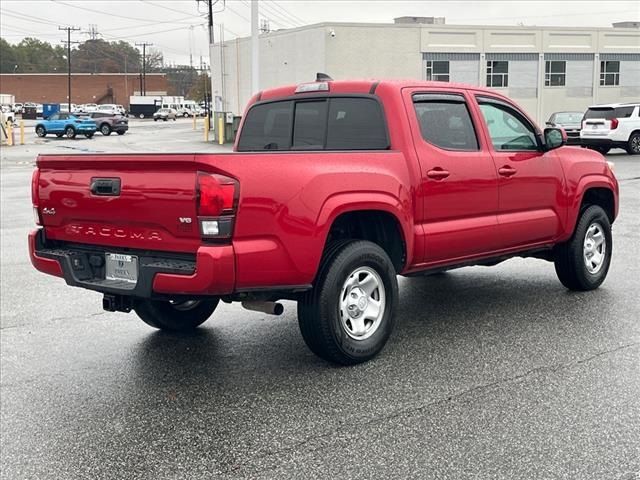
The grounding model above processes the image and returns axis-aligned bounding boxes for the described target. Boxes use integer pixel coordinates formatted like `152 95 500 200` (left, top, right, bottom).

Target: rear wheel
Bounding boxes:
100 123 111 136
627 132 640 155
135 298 219 332
554 205 612 291
139 113 145 119
65 126 76 139
36 125 46 137
298 240 398 365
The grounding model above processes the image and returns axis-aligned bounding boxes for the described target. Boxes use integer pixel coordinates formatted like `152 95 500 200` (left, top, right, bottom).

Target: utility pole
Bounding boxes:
59 26 80 112
251 0 259 94
135 42 153 95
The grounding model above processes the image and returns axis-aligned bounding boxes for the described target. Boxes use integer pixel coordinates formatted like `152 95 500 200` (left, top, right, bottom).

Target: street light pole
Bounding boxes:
59 26 80 112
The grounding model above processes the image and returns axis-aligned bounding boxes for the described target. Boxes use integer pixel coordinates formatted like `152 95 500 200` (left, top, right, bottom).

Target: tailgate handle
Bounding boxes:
90 178 121 196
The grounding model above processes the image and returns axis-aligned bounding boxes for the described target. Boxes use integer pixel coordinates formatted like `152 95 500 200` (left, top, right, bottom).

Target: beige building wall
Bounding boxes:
212 22 640 121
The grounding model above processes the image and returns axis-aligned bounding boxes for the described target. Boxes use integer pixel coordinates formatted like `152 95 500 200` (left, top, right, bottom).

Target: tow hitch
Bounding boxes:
103 294 134 313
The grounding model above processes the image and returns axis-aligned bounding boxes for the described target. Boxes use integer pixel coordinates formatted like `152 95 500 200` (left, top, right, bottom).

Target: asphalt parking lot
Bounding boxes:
1 123 639 479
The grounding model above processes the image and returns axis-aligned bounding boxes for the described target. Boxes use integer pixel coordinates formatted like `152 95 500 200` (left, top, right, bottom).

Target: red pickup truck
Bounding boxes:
29 78 618 365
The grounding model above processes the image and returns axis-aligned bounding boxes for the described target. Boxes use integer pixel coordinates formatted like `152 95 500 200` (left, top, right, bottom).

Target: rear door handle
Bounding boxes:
498 166 517 177
426 168 450 180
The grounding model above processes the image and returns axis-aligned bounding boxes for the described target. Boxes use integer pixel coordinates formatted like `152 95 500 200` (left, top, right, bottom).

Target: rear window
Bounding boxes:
584 106 635 120
237 97 388 151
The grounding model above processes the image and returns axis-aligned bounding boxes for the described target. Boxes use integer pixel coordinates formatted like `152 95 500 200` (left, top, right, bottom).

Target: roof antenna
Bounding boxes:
316 72 333 82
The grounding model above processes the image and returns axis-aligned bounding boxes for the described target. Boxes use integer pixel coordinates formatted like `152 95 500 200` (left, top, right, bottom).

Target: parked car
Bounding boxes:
546 111 583 145
34 113 97 139
36 104 43 117
88 112 129 136
153 108 177 121
12 103 24 114
581 103 640 155
96 104 126 115
84 103 98 113
29 78 618 365
59 104 78 114
1 105 15 123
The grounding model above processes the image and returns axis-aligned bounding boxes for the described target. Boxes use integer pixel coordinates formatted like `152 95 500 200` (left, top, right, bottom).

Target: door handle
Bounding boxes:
498 166 517 177
427 168 450 180
90 177 121 196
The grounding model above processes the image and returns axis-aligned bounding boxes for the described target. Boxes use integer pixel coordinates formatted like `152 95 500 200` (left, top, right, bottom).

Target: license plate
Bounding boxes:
105 253 138 284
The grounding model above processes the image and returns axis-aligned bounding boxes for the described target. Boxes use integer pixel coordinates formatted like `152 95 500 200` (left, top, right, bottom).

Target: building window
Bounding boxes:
600 61 620 86
545 60 566 86
486 61 508 88
426 61 450 82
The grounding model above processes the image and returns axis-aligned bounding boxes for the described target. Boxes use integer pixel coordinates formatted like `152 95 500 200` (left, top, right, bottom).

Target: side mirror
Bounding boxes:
543 127 566 151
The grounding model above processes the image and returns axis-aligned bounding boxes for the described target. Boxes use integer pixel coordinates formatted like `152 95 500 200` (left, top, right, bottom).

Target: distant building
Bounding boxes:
0 73 168 106
211 22 640 121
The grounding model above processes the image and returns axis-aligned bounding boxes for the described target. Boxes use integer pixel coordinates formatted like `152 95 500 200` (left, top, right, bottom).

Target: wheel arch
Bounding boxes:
317 194 412 273
565 176 618 238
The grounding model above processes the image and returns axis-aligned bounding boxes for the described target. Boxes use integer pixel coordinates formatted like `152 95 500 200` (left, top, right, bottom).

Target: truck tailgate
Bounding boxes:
36 154 205 253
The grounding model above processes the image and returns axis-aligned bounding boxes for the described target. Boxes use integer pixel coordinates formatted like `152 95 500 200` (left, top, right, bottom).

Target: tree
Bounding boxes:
187 72 211 102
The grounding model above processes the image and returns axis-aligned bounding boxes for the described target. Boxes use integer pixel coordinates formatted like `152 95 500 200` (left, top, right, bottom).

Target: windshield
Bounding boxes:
553 112 583 124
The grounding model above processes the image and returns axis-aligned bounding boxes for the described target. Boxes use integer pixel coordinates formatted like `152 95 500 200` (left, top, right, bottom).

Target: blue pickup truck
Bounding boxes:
35 113 97 139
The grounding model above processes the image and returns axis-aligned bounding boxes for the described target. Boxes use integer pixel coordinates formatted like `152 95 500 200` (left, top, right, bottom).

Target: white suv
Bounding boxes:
580 103 640 155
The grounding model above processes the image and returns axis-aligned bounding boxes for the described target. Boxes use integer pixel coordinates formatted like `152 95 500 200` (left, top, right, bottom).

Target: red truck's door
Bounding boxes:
404 88 499 264
472 95 565 249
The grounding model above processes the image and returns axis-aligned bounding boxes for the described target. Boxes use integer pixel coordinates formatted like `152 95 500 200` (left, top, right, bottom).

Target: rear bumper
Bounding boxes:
580 138 628 149
29 229 235 298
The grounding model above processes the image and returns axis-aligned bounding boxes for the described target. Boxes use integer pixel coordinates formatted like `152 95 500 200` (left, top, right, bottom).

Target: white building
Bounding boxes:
211 19 640 122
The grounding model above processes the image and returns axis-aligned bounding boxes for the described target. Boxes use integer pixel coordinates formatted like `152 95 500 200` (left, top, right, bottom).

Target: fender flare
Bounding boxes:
565 174 618 238
315 191 414 268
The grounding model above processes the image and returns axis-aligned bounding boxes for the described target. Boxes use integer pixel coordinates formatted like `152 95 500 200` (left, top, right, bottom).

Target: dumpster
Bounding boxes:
23 106 37 120
43 103 60 119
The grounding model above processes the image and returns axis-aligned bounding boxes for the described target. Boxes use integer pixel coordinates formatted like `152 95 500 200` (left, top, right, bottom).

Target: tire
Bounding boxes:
64 126 76 139
588 146 610 155
297 240 398 365
554 205 612 291
84 133 94 138
139 113 145 119
627 132 640 155
56 133 64 138
135 298 219 332
100 123 111 136
35 125 46 137
117 131 125 135
163 118 168 122
154 118 158 122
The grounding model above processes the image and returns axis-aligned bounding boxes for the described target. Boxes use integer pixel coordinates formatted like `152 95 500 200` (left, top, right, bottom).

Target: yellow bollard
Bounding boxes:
19 120 25 145
204 116 209 142
6 123 13 146
218 117 224 145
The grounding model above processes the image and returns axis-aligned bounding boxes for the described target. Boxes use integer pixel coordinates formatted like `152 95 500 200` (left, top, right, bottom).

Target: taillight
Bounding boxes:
31 168 41 225
610 118 619 130
196 172 238 239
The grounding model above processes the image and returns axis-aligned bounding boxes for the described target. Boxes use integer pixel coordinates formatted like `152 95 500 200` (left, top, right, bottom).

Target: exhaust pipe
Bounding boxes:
242 301 284 316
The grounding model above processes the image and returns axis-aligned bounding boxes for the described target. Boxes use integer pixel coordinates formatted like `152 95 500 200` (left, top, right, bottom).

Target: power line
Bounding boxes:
265 0 308 26
50 1 198 26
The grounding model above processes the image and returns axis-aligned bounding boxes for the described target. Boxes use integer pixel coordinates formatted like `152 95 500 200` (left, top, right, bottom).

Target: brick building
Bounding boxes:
0 73 168 107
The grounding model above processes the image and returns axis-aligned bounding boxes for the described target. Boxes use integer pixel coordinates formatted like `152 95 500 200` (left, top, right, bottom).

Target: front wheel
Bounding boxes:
36 126 46 137
298 240 398 365
100 124 111 136
554 205 612 291
627 132 640 155
135 298 219 331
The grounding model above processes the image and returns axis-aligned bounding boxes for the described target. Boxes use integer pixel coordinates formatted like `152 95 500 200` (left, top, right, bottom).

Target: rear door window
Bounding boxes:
413 94 479 151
